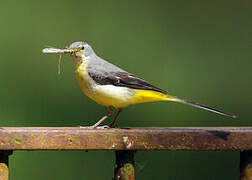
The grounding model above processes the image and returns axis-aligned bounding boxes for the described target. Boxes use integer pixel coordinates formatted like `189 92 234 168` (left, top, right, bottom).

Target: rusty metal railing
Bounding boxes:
0 127 251 179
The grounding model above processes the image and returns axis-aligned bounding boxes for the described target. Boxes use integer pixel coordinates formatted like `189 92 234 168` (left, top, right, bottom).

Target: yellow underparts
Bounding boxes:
74 60 180 108
130 90 179 105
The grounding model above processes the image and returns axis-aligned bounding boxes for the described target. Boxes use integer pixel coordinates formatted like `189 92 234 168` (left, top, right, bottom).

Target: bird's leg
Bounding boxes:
107 108 123 128
89 106 114 129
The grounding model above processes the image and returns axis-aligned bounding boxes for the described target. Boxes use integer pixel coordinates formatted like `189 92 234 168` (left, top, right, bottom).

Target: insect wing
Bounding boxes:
42 48 63 54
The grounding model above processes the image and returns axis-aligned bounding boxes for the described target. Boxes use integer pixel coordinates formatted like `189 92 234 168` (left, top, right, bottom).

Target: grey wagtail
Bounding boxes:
42 41 236 128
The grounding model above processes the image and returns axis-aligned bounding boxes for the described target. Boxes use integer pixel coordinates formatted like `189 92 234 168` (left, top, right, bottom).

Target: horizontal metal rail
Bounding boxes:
0 127 251 150
0 127 251 180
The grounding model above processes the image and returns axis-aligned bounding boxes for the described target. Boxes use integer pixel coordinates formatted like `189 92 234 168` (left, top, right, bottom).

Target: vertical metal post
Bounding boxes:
240 150 252 180
114 150 135 180
0 151 12 180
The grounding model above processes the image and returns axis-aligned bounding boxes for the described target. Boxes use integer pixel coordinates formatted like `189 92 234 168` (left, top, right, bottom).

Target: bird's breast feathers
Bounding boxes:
75 61 134 107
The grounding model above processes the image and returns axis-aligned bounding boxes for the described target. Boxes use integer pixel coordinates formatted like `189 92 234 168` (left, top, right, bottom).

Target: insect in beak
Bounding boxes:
42 46 75 75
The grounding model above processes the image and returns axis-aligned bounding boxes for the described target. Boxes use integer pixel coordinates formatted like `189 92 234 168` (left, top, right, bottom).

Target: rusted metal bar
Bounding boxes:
0 127 251 150
240 151 252 180
0 151 12 180
114 150 135 180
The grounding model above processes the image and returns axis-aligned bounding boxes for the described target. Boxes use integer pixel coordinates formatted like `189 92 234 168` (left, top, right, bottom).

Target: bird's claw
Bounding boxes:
78 125 112 129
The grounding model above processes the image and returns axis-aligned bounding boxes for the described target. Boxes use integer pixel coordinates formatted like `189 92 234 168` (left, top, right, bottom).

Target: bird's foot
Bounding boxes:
78 125 112 129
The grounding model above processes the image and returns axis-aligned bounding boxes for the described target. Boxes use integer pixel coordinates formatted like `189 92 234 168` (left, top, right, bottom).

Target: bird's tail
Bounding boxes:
169 96 237 118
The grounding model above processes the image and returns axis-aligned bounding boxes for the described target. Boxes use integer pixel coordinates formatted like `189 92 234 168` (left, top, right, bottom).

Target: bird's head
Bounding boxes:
67 41 95 60
42 41 96 74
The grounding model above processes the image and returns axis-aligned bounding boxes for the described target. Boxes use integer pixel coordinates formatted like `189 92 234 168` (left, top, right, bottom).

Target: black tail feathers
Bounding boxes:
173 97 236 118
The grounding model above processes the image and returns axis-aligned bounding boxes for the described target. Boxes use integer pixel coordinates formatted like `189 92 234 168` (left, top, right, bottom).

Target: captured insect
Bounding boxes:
42 47 75 75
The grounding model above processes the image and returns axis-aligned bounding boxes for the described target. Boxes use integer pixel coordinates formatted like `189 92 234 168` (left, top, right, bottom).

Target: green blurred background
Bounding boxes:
0 0 251 179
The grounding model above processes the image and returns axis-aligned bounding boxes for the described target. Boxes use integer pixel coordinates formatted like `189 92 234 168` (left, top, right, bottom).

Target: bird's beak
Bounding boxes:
65 46 84 56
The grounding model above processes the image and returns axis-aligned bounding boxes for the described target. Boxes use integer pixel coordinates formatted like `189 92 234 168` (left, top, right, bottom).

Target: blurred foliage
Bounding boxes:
0 0 250 179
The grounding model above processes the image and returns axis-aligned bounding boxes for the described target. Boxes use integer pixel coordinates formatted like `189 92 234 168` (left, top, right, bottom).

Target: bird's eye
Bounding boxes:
81 46 84 50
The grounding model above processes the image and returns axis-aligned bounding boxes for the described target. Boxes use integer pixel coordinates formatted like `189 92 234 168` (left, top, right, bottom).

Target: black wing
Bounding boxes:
88 71 167 94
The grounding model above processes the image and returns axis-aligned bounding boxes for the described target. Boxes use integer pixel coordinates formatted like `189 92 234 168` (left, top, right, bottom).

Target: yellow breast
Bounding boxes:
74 61 135 108
74 61 95 100
75 61 89 89
74 61 174 108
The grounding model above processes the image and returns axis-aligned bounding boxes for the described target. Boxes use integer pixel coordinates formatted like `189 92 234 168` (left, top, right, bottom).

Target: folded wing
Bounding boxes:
88 71 167 94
